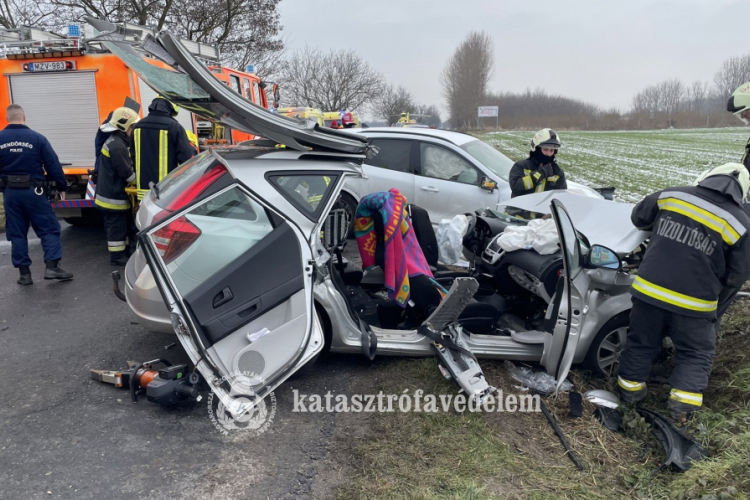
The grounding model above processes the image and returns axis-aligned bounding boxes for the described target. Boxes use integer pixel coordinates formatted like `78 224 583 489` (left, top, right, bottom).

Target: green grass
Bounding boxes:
475 128 750 203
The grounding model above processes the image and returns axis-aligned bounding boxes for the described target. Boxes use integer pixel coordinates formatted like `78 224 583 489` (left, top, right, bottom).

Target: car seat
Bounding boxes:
361 200 501 334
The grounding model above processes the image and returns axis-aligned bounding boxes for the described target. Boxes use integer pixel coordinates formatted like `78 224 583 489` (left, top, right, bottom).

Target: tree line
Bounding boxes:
442 31 750 130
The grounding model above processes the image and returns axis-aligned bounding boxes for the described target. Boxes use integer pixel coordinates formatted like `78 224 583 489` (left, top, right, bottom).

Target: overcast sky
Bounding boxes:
277 0 750 118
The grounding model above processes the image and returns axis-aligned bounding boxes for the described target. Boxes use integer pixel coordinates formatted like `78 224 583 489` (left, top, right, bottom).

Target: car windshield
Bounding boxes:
486 205 546 223
460 140 514 181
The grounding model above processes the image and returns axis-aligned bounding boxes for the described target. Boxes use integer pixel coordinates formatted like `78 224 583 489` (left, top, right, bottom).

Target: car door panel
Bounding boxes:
540 199 590 393
184 222 304 345
139 183 322 417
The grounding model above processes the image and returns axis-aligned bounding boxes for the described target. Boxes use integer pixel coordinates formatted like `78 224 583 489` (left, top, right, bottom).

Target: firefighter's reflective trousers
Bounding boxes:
618 298 716 410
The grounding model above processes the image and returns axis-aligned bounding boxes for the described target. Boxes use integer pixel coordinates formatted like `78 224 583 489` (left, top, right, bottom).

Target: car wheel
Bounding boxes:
331 193 357 238
582 313 629 378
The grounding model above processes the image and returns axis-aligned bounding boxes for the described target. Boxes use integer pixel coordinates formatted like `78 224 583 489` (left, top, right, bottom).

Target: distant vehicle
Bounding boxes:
278 106 325 126
324 110 360 128
333 127 603 232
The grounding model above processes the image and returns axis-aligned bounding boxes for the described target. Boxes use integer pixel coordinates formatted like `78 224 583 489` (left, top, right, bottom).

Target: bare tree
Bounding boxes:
415 103 441 127
0 0 59 29
278 45 385 111
441 31 494 129
44 0 284 78
662 79 684 126
372 84 416 125
713 54 750 99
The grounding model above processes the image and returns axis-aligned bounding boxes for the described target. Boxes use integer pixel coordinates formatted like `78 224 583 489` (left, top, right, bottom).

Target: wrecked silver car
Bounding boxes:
103 26 650 415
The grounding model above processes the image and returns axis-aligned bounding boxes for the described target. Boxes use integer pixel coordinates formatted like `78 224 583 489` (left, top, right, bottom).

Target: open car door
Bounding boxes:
138 183 323 417
540 199 591 393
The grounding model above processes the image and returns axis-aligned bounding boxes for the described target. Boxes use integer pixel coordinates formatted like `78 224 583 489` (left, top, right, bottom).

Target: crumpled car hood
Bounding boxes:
498 190 650 255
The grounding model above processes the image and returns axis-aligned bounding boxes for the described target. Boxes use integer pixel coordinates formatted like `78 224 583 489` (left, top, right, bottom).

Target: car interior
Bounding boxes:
323 200 567 340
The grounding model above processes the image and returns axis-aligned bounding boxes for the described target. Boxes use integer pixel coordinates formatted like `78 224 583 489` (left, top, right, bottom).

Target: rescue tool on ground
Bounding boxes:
91 359 201 405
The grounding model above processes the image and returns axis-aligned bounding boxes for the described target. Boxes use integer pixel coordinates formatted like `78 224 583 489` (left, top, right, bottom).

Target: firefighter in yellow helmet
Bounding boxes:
95 107 139 266
618 163 750 422
508 128 567 198
130 97 196 199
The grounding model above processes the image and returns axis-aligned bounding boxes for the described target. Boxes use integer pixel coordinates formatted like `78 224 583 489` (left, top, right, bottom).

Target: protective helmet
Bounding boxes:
693 162 750 199
726 82 750 115
531 128 562 150
100 107 139 133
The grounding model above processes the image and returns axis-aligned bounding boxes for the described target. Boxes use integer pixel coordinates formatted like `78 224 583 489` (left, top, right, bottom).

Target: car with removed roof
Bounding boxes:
105 26 648 416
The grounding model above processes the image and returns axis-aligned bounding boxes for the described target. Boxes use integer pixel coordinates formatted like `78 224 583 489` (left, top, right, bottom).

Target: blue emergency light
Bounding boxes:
246 65 255 73
68 25 81 38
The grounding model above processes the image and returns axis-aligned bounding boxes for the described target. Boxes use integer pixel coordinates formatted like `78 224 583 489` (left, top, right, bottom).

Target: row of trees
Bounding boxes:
441 31 750 130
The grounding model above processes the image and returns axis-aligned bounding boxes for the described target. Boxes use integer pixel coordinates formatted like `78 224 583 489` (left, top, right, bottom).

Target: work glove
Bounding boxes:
541 163 554 178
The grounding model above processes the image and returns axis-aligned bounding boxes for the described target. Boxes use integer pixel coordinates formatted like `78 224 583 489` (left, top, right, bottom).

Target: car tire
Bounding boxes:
582 313 629 378
331 192 358 238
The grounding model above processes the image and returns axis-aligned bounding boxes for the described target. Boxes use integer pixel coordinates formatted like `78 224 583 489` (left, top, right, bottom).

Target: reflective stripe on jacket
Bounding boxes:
95 133 134 211
508 157 567 198
630 183 750 318
130 102 195 196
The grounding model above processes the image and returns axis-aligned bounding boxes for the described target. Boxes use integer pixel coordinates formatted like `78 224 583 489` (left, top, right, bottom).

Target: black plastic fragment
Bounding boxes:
637 408 708 472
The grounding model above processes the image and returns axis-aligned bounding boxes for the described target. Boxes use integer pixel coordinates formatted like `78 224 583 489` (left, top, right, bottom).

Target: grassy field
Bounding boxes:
475 128 749 203
334 129 750 499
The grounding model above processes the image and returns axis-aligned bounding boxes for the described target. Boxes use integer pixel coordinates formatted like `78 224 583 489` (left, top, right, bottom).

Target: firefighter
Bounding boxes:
509 128 567 198
618 163 750 421
0 104 73 284
131 97 195 198
95 107 139 266
726 82 750 172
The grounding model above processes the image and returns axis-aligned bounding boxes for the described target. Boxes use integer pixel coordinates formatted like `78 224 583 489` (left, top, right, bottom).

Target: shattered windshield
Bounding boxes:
103 41 211 102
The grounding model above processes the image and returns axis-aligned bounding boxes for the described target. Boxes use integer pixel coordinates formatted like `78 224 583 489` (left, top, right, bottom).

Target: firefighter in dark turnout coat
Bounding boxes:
0 104 73 284
618 163 750 421
509 128 567 198
95 107 139 266
131 97 195 199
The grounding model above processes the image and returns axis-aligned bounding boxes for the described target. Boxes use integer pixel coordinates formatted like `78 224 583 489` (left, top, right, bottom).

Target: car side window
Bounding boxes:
419 143 478 185
267 173 340 221
367 139 411 173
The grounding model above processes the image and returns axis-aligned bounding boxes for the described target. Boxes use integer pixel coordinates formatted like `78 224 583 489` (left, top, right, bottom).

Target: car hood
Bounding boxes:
499 191 650 255
91 18 371 155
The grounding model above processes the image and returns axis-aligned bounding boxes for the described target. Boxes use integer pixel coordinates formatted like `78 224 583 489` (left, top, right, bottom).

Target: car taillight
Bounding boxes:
152 216 201 264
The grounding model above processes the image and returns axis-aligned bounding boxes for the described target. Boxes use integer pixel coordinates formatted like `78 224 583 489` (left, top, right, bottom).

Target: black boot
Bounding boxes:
44 260 74 280
110 251 129 267
17 266 33 285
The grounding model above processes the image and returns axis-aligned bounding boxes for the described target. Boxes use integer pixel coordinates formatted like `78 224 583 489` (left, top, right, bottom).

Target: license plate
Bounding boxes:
28 61 68 72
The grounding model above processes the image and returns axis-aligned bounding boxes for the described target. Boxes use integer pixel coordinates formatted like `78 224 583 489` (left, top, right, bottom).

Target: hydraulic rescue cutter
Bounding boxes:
91 359 201 406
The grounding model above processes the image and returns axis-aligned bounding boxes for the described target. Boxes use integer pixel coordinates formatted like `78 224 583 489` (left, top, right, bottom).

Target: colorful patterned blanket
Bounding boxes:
355 189 434 307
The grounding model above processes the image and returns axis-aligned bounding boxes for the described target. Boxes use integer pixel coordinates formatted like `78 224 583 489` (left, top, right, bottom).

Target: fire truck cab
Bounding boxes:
0 24 271 225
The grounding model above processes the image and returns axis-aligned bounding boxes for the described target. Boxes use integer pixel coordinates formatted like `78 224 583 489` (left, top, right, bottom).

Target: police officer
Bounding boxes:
131 97 195 199
618 163 750 421
0 104 73 284
95 107 139 266
509 128 567 198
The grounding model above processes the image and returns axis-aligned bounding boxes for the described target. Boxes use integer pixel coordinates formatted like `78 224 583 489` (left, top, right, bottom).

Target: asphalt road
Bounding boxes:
0 224 373 500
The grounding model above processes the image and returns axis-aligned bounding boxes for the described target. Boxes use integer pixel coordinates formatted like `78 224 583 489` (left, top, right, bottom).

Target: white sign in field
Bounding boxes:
477 106 499 117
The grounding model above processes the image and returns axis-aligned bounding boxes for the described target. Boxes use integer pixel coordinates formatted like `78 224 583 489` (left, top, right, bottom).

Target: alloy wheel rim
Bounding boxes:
597 326 628 376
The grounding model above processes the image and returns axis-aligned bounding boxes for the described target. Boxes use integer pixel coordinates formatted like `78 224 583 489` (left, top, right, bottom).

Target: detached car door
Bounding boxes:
540 199 591 393
139 183 323 417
